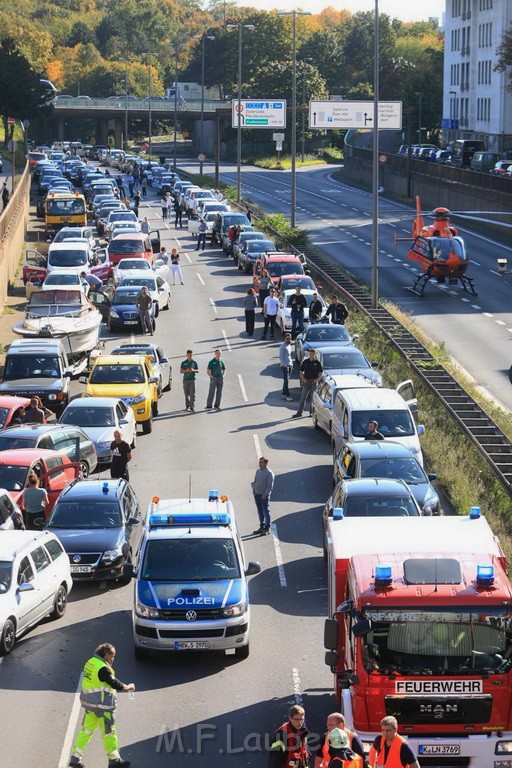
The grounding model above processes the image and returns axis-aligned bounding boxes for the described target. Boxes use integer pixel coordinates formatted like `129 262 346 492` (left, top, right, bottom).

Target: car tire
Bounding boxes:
152 319 156 332
134 645 150 660
130 432 137 449
151 400 158 417
79 460 90 478
163 295 170 310
154 305 159 318
50 584 68 619
163 374 172 393
119 553 133 585
235 643 250 660
312 411 319 430
0 618 16 655
142 415 153 434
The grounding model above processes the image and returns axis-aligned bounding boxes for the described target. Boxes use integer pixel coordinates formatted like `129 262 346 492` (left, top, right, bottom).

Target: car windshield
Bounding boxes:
46 199 85 215
53 229 86 242
90 364 145 384
352 409 416 438
0 407 11 429
3 356 61 380
222 215 250 229
0 464 29 491
359 458 426 484
109 240 145 254
248 241 275 253
267 262 304 277
0 561 12 592
362 608 512 675
109 213 137 223
141 538 241 581
322 351 368 369
112 347 156 364
120 278 156 290
48 501 122 528
117 260 150 271
112 289 142 305
344 494 419 517
44 274 80 286
48 249 88 267
60 406 115 427
241 232 264 242
281 276 315 290
305 326 351 342
0 436 35 451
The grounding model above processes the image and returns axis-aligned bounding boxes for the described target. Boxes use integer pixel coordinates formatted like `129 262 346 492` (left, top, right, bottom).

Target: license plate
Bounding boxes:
124 320 138 325
174 641 209 650
71 565 93 574
418 745 460 756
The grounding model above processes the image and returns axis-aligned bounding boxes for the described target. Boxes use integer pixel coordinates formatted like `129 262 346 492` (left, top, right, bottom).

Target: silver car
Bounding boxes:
59 397 137 465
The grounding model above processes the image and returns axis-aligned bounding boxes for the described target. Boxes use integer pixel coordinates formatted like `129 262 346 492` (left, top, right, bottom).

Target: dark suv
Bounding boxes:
0 424 97 477
45 478 140 581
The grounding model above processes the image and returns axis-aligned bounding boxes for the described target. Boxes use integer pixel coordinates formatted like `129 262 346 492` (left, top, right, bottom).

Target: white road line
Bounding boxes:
471 304 481 309
483 312 494 318
252 433 262 460
496 320 506 326
58 674 83 768
490 270 501 276
460 297 470 302
237 374 248 402
270 522 287 587
291 667 303 704
222 330 231 351
196 272 205 285
507 328 512 333
209 298 217 314
471 260 481 266
184 253 192 264
297 587 327 593
130 332 135 342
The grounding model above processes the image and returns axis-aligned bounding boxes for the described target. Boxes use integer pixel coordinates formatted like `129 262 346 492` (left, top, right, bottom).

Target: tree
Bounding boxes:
495 24 512 90
0 37 53 144
67 22 97 48
341 12 398 92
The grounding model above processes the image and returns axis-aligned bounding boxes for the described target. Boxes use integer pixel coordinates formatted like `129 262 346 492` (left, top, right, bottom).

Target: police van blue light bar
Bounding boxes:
149 511 231 528
470 506 481 519
476 563 495 586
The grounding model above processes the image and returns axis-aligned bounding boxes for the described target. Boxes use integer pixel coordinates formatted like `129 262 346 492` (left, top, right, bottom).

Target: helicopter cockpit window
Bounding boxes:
430 237 467 263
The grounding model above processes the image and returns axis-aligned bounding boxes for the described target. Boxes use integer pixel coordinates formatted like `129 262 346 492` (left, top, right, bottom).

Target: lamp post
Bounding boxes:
170 43 185 172
227 23 255 204
300 57 312 163
144 53 152 157
278 10 311 228
371 0 379 309
194 34 215 175
415 91 423 144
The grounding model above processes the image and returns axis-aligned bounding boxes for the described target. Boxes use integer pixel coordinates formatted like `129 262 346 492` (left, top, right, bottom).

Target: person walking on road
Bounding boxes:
268 704 309 768
195 219 208 251
261 287 279 340
279 332 293 401
288 286 308 338
292 348 323 418
171 248 185 284
132 190 141 218
140 216 150 235
166 193 174 220
325 295 349 325
110 430 132 481
313 712 366 768
256 268 271 312
368 716 420 768
136 286 153 335
180 349 198 412
243 288 258 336
1 182 9 210
69 642 135 768
252 456 274 535
23 396 53 424
174 197 183 228
309 292 323 324
22 475 49 529
206 349 225 410
161 193 168 219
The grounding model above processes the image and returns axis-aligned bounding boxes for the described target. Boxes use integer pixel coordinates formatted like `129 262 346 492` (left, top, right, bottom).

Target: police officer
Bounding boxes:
269 705 309 767
69 643 135 768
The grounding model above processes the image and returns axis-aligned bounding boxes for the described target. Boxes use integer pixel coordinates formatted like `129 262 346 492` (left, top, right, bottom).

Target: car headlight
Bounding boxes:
496 742 512 755
223 601 247 617
102 548 123 563
131 393 146 405
109 310 119 318
135 601 160 619
48 394 57 400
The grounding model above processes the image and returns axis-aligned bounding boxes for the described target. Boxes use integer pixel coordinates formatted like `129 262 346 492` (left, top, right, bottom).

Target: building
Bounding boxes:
443 0 512 150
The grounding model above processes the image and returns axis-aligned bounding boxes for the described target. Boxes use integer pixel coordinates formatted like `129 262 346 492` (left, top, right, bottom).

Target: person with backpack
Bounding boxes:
268 705 309 767
313 713 365 768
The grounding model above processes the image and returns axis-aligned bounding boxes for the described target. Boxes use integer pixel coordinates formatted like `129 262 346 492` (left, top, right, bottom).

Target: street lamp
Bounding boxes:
226 23 255 204
142 53 152 156
120 59 129 150
193 34 216 175
170 43 186 172
278 10 311 228
415 91 423 144
300 57 312 163
371 0 379 309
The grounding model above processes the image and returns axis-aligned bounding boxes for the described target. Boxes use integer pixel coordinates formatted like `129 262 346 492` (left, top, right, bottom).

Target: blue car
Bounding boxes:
106 286 156 333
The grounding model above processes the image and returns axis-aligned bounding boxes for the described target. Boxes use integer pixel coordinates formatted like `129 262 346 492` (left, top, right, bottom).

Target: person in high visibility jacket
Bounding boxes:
69 643 135 768
313 712 366 767
268 704 309 767
368 716 420 768
320 728 364 767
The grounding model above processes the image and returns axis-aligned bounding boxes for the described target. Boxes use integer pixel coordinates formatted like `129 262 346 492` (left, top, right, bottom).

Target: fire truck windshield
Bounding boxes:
362 609 512 675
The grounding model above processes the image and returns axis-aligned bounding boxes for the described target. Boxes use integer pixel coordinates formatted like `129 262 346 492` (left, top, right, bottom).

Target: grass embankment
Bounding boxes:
247 146 343 170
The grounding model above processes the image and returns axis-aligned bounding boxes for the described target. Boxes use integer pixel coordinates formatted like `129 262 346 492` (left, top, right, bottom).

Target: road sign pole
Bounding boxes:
371 0 379 310
291 12 297 228
237 25 242 204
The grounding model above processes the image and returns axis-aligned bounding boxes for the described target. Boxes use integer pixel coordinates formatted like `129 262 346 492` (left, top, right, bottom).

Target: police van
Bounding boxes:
128 491 261 660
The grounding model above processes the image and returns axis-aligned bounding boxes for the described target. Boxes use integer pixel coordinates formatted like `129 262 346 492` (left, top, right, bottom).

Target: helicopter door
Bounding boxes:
396 379 418 419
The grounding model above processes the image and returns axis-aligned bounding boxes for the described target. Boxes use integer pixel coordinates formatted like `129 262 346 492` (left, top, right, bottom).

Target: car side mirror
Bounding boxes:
417 424 425 436
79 375 87 384
428 472 437 481
128 517 139 526
371 361 379 368
160 357 168 364
149 376 159 384
17 582 36 593
245 561 261 576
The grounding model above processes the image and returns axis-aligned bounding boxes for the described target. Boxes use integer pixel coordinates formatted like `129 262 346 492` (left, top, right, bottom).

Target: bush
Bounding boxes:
258 213 309 251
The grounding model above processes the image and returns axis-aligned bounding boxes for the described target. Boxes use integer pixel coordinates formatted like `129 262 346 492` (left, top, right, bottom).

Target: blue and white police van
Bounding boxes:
129 491 261 660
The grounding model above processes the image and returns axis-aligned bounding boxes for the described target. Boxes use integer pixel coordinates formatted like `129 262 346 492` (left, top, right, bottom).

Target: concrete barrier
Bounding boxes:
0 163 30 308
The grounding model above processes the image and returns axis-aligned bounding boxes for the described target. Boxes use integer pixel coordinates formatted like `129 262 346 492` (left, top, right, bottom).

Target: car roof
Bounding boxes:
111 233 145 241
336 387 407 409
265 254 300 262
318 346 364 354
63 397 122 407
0 424 70 438
342 440 418 459
0 530 59 561
0 396 31 407
92 354 148 365
0 448 69 464
342 477 412 496
49 242 89 252
57 478 125 500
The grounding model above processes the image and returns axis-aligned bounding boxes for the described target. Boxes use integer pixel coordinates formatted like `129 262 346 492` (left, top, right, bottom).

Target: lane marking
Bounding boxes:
291 668 303 704
483 312 494 318
209 297 217 315
237 374 248 402
184 253 192 264
270 522 287 587
222 330 231 351
58 674 83 768
297 587 327 593
196 272 205 285
496 320 506 326
471 304 481 310
252 434 262 460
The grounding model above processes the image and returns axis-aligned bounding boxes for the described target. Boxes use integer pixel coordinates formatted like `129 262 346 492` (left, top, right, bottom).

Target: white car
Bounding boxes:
119 274 171 314
277 289 327 333
105 210 140 236
59 396 137 465
42 269 88 294
52 226 97 250
113 258 169 285
0 530 72 654
189 211 218 235
198 201 231 217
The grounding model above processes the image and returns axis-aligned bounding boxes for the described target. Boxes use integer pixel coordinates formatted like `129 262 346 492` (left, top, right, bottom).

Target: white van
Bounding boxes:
331 380 425 464
0 530 72 654
0 490 24 531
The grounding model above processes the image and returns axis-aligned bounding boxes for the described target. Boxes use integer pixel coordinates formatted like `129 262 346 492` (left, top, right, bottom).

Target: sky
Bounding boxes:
236 0 445 23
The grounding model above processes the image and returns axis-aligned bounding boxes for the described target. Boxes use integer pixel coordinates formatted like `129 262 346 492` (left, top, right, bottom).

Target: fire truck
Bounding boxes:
323 512 512 767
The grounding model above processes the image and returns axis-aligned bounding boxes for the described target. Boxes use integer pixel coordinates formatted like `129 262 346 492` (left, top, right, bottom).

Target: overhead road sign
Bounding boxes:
232 100 286 129
309 100 402 130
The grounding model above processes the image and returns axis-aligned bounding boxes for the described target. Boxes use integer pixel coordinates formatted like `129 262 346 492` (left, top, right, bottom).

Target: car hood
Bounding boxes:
85 384 146 399
0 378 63 392
302 339 354 349
112 301 154 315
79 425 116 445
325 367 382 386
137 578 245 609
48 526 124 552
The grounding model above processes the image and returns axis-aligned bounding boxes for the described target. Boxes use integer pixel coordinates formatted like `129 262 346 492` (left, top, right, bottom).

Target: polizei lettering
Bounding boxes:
395 680 483 695
166 597 215 605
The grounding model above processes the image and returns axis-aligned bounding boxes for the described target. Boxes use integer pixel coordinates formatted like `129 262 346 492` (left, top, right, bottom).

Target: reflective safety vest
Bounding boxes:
368 735 407 768
270 722 309 767
320 730 363 768
80 655 117 712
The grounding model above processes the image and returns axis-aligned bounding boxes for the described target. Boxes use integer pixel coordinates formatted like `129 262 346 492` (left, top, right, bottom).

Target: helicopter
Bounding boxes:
394 196 477 297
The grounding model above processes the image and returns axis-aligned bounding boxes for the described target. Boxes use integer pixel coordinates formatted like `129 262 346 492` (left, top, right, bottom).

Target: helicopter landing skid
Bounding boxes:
408 272 478 297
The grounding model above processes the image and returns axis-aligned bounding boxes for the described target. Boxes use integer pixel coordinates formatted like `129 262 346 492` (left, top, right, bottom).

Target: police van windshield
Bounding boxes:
362 608 512 675
141 538 241 581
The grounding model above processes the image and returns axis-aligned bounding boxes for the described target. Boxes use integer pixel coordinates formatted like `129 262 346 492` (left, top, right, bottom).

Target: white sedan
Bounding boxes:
41 269 89 294
113 258 169 286
118 274 171 314
276 289 327 334
189 211 218 235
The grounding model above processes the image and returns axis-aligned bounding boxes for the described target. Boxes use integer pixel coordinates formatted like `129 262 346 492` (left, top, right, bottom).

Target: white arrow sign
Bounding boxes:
309 100 402 130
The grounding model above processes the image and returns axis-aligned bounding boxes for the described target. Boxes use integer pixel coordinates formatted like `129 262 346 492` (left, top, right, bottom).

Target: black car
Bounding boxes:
45 478 140 581
0 424 98 477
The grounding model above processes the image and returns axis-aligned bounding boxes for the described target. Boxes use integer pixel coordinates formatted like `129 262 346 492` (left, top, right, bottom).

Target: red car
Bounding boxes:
0 397 32 430
107 232 161 272
0 449 80 517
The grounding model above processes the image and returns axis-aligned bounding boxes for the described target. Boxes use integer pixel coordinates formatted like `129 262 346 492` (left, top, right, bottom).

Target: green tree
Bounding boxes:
299 28 345 93
495 24 512 89
341 11 398 92
67 21 97 47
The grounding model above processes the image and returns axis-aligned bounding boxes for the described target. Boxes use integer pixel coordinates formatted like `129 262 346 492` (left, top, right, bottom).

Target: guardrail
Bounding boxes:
53 97 224 113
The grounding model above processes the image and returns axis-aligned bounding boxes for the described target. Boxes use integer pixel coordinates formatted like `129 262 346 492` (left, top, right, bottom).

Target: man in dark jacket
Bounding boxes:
268 705 309 767
326 296 349 325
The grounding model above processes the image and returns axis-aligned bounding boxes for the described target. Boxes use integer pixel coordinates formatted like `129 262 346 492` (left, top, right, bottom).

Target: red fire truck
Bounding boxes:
323 512 512 766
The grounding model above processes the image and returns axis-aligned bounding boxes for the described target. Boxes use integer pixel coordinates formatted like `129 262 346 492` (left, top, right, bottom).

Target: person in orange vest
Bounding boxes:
368 716 420 768
268 704 309 767
320 728 363 767
313 712 366 767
